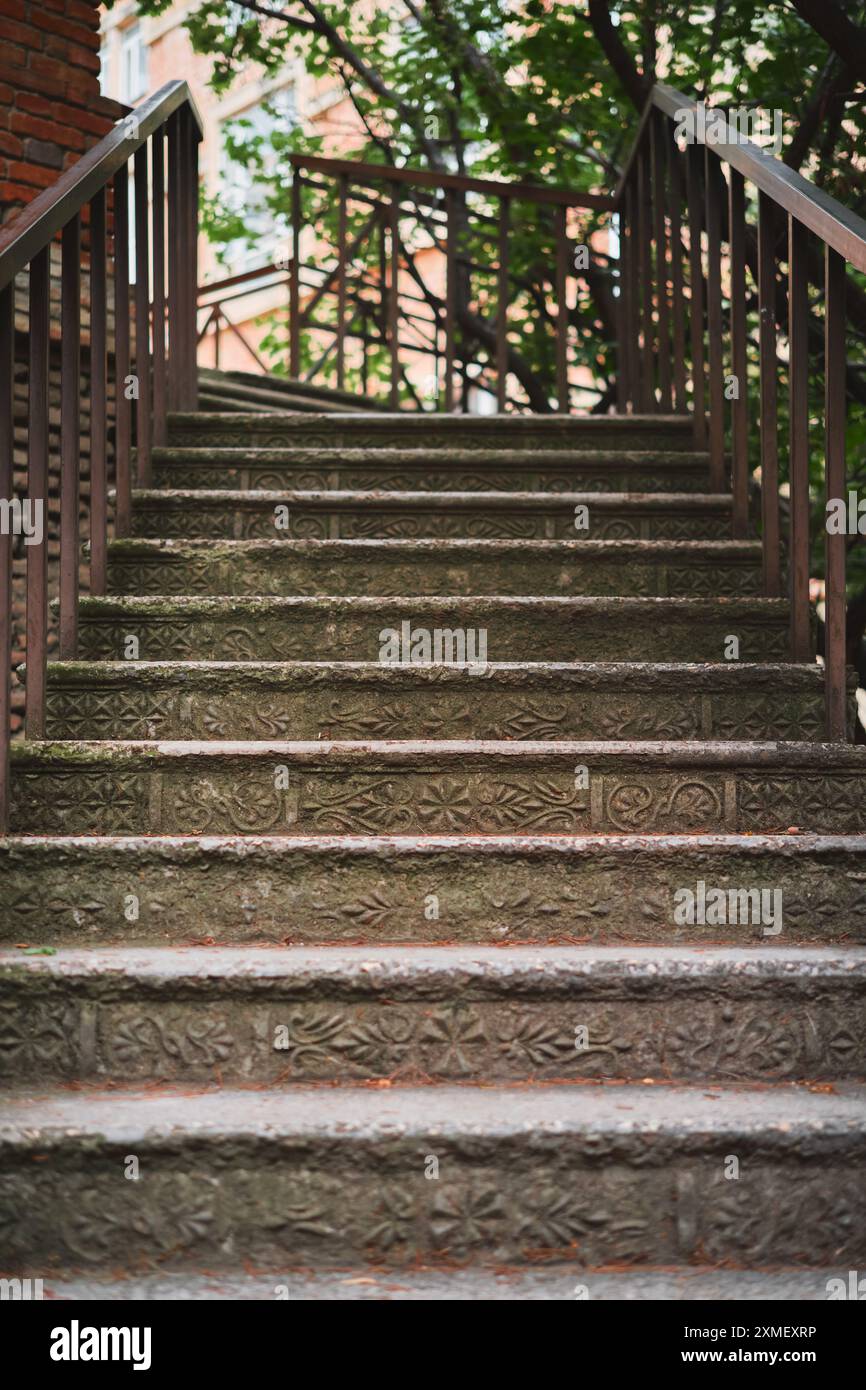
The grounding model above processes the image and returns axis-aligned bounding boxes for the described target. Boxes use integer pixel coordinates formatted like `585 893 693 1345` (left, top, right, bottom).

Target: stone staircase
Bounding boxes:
1 391 865 1300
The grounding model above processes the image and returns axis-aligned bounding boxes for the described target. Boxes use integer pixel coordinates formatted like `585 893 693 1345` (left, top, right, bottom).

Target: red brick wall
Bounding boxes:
0 0 125 224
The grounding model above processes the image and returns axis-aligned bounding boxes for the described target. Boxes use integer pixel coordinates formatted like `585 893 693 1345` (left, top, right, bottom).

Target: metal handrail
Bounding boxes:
0 80 202 830
613 80 864 742
287 152 612 210
615 83 866 271
0 81 203 291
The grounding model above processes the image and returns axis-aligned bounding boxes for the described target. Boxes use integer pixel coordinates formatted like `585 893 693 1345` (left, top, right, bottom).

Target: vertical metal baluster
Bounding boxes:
652 113 672 411
59 214 81 659
184 109 199 409
666 126 687 413
177 116 191 407
824 246 847 738
167 113 180 413
0 282 12 829
290 167 301 379
637 139 655 410
625 180 640 411
686 144 706 448
788 216 811 662
134 142 151 485
151 129 167 447
336 173 348 392
615 196 628 413
377 202 387 364
728 169 748 536
389 181 400 410
705 150 725 490
496 196 509 413
445 188 456 412
179 109 198 411
555 204 569 412
113 167 132 538
757 192 781 597
89 188 107 595
26 247 49 738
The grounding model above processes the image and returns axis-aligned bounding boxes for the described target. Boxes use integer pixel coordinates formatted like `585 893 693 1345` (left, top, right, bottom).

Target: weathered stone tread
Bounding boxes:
42 660 841 743
2 832 865 944
3 945 862 1085
126 488 737 540
73 593 792 662
32 1267 851 1301
103 536 763 600
11 738 866 836
1 1084 864 1269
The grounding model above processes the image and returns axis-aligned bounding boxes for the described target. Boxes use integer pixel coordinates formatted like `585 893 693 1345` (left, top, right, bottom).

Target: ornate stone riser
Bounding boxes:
129 501 733 542
104 539 763 599
75 597 792 662
43 677 834 742
2 951 863 1085
1 1088 864 1269
166 413 696 452
10 747 866 835
153 454 712 493
1 835 864 945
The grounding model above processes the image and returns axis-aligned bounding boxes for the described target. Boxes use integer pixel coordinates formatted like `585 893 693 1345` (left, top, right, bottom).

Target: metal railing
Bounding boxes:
197 262 289 373
0 79 202 828
614 82 866 743
286 153 614 412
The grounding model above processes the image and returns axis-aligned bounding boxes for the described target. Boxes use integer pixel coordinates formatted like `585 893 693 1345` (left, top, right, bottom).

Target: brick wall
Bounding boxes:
0 0 125 224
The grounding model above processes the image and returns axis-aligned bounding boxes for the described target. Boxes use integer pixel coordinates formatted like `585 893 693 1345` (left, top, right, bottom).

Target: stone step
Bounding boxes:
166 410 696 453
196 381 388 415
198 366 387 412
9 740 866 836
125 489 736 541
1 1084 863 1269
2 945 863 1087
197 388 327 414
104 538 763 598
75 595 793 662
29 1266 854 1301
152 446 711 493
2 833 863 946
42 661 838 742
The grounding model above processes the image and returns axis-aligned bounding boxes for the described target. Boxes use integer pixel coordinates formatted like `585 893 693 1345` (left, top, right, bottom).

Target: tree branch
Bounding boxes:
586 0 651 111
294 0 444 167
788 0 866 84
784 56 853 168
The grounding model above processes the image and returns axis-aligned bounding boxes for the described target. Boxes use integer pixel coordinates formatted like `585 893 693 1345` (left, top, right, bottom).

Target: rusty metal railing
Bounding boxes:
0 79 203 828
614 82 866 743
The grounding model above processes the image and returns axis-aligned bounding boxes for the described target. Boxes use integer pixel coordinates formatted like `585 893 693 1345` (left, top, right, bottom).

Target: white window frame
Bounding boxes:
120 24 148 103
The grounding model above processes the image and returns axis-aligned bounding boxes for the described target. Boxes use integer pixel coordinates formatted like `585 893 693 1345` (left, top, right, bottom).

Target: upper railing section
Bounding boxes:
277 154 614 413
0 79 202 828
648 84 866 272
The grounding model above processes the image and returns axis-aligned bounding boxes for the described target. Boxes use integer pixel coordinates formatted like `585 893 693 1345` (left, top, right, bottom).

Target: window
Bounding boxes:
120 25 148 103
220 90 297 273
98 41 111 99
